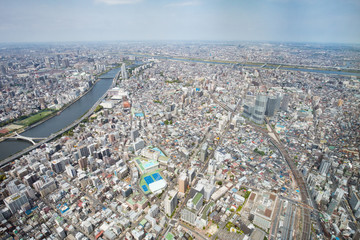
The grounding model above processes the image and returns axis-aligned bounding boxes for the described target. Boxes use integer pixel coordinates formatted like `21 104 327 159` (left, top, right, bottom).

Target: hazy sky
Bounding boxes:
0 0 359 43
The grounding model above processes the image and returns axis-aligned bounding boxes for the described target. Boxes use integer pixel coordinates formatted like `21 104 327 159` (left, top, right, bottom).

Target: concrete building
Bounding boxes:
181 207 197 225
350 191 360 211
319 160 331 176
164 190 178 216
178 173 188 193
4 192 29 214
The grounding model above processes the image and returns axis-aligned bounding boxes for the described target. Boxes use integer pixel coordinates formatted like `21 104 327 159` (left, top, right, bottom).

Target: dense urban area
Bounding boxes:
0 42 359 240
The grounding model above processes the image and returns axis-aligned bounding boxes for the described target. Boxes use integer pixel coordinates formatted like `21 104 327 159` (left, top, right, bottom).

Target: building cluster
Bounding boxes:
0 45 122 131
0 42 359 240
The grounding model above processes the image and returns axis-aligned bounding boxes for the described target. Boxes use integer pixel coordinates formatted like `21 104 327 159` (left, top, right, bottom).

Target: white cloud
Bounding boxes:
95 0 142 5
166 0 201 7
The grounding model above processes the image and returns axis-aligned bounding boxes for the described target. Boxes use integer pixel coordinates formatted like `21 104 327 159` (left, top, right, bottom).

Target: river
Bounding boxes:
0 68 120 161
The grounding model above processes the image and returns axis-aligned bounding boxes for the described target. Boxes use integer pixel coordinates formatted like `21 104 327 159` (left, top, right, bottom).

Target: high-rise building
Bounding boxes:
62 58 70 68
179 173 188 193
350 191 360 211
0 65 6 75
327 198 339 215
6 181 19 195
45 57 51 68
55 54 61 69
51 159 65 173
78 157 88 171
164 190 178 216
200 143 208 162
265 96 281 117
66 165 77 178
78 145 90 158
319 160 331 176
4 192 29 214
243 95 267 124
131 129 140 142
181 208 197 225
188 168 196 184
133 139 145 152
188 192 203 210
252 95 268 124
121 63 127 80
281 94 291 112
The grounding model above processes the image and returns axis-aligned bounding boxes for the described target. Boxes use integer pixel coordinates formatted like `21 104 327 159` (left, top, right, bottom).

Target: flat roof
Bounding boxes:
193 192 203 205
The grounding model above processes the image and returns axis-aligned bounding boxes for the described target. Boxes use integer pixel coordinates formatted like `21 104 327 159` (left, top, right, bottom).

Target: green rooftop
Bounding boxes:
193 192 203 205
140 219 147 226
165 232 175 240
202 202 215 220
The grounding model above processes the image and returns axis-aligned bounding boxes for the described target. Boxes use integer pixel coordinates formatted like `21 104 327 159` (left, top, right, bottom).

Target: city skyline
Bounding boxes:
0 0 360 44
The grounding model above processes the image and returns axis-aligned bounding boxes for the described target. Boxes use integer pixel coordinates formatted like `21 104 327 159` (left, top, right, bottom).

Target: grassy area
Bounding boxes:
17 110 54 126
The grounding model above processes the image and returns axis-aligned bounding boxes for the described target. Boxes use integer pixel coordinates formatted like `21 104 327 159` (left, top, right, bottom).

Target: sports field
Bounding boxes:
17 110 54 126
139 169 163 195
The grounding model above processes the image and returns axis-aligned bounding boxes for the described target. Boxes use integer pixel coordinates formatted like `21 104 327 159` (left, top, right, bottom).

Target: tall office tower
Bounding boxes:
164 190 178 216
265 96 281 117
0 65 6 75
188 168 196 184
179 173 188 193
78 157 88 171
6 181 19 195
62 58 70 68
319 160 331 176
243 101 254 119
88 144 96 156
4 192 29 214
51 159 65 173
45 57 51 68
66 165 77 178
281 94 291 112
121 63 127 80
131 129 140 142
200 143 208 162
78 145 90 158
350 191 360 211
55 54 61 68
252 95 267 124
327 198 339 215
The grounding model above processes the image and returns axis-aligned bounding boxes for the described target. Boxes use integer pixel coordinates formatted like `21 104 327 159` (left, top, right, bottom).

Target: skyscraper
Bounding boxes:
252 95 267 124
179 173 188 193
281 94 291 112
45 57 51 69
164 190 178 216
78 157 88 171
265 96 281 117
319 160 330 176
200 143 208 162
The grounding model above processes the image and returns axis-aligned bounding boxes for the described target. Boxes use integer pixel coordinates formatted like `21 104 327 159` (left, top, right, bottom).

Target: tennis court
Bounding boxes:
144 176 154 185
142 185 148 192
152 173 163 181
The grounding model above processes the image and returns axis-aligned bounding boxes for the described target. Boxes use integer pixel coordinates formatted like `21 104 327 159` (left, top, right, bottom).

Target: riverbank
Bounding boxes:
0 67 121 165
127 53 360 76
0 67 116 144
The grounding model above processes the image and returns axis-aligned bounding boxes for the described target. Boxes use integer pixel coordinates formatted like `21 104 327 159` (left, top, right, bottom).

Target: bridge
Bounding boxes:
5 132 46 145
0 69 122 168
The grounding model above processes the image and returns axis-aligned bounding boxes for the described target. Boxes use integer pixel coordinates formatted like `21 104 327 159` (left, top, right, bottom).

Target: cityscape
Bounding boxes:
0 1 360 240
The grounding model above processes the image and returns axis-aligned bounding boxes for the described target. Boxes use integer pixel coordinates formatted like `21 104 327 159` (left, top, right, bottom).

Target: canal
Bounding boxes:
0 68 120 161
